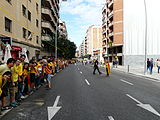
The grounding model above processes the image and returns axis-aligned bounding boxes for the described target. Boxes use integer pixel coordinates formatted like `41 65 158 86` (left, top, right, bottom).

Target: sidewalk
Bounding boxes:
112 65 160 81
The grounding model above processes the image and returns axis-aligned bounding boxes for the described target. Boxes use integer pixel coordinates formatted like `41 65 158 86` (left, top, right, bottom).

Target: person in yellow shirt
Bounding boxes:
105 59 111 76
10 59 21 107
0 58 15 111
29 61 38 91
46 60 53 89
23 63 29 96
0 71 12 114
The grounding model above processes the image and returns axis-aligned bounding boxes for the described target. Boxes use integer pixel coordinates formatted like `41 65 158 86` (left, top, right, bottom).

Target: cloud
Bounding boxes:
60 0 105 47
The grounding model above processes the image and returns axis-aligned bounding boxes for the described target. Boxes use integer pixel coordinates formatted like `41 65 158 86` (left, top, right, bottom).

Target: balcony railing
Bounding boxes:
108 0 114 8
42 21 55 33
109 32 114 37
42 34 52 41
108 21 113 27
108 11 113 19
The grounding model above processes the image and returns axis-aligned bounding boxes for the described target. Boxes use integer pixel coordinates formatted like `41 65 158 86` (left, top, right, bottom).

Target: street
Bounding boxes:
1 63 160 120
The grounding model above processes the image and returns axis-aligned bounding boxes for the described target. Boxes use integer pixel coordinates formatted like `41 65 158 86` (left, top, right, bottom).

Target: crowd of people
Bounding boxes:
147 58 160 74
0 55 68 114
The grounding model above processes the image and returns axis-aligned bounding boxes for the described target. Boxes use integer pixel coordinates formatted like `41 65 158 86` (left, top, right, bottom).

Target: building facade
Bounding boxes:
59 19 68 38
41 0 60 57
85 25 103 61
103 0 160 66
102 0 123 65
0 0 41 60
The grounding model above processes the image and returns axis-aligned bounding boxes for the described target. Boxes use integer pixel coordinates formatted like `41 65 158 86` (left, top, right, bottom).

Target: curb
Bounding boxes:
112 68 160 81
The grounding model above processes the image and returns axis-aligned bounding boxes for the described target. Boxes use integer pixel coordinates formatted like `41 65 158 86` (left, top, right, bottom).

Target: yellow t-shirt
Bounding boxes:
23 69 29 78
0 64 10 95
18 63 23 76
11 64 19 82
30 66 37 74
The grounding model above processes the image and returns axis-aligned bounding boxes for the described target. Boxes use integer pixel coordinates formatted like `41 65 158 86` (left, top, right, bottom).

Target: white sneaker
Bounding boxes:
21 96 25 99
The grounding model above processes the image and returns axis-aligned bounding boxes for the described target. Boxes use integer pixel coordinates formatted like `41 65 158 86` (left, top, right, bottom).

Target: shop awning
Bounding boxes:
2 45 22 51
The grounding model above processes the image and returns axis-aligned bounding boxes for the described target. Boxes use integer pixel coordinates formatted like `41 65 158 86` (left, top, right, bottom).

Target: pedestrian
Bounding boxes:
156 59 160 73
0 58 15 111
10 59 21 107
45 59 53 89
105 59 110 76
0 71 12 114
93 59 102 75
150 58 154 74
147 58 150 72
22 63 29 96
115 57 118 68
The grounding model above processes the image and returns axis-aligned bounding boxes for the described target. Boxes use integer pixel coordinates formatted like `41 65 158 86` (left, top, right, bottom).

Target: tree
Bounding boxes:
57 35 77 59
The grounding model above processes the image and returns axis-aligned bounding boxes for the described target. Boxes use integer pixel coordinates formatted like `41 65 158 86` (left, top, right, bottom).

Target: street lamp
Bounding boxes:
144 0 147 75
55 0 67 59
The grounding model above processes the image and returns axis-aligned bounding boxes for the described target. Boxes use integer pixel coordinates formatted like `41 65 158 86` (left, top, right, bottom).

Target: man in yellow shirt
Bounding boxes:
0 58 15 111
10 59 21 107
0 71 12 114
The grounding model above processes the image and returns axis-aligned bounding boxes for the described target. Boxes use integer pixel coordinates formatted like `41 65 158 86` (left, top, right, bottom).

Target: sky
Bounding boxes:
60 0 105 49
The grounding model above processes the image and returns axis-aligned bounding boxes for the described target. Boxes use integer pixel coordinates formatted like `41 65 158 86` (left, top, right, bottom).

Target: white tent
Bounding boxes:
4 44 12 63
22 48 29 63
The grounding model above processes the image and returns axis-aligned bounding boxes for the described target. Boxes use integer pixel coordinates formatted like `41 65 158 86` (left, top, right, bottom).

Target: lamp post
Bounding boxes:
55 0 67 59
144 0 147 75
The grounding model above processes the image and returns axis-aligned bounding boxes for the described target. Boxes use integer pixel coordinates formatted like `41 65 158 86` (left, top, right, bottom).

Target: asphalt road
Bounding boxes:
1 63 160 120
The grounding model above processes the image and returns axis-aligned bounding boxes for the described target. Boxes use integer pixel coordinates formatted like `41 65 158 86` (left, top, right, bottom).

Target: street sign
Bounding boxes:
0 36 12 45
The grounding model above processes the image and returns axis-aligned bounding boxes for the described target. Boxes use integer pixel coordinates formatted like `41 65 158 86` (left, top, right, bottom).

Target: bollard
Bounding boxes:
128 65 129 73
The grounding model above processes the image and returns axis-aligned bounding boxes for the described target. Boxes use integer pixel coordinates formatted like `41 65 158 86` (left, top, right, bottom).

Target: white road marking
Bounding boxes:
108 116 114 120
120 79 134 86
47 96 62 120
126 94 142 104
85 79 90 85
80 71 82 74
126 94 160 117
53 96 60 107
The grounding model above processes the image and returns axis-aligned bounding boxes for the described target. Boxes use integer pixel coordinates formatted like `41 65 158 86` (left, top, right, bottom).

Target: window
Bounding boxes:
22 5 27 17
5 17 12 32
23 28 26 38
36 3 38 13
28 31 32 40
36 19 39 27
36 36 39 44
28 11 31 21
6 0 11 4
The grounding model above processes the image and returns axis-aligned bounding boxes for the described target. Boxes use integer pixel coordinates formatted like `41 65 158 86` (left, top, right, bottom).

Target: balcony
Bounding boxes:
108 21 113 27
109 32 114 37
108 11 113 19
108 0 114 8
42 34 52 41
42 7 57 26
42 21 55 33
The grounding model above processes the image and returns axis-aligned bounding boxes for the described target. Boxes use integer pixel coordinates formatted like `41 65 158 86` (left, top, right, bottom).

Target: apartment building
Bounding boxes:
102 3 107 58
103 0 160 66
0 0 41 59
41 0 60 56
102 0 123 65
59 20 68 38
79 41 85 57
85 25 103 61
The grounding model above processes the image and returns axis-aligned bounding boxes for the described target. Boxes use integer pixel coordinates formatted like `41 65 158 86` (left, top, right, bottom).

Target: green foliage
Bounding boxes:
57 35 77 59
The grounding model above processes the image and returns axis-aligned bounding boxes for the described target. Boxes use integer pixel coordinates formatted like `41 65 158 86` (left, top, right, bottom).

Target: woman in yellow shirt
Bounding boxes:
23 63 29 95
